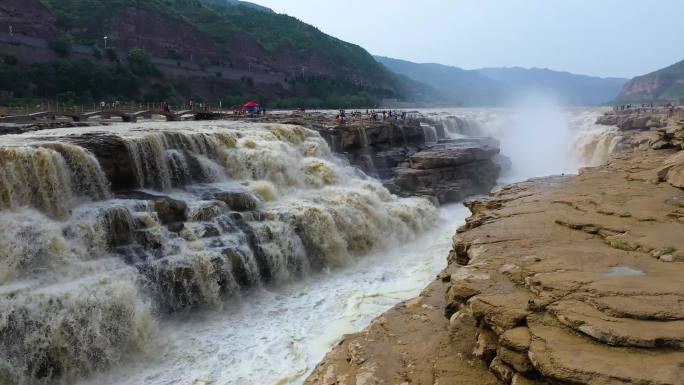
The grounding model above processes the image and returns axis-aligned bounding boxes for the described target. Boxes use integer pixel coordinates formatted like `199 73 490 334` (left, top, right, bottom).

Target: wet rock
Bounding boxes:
409 138 500 170
101 205 136 248
190 201 226 222
213 191 259 211
222 248 253 287
116 191 188 224
153 198 188 224
200 224 221 238
489 356 515 383
70 134 139 191
387 138 501 204
167 222 185 233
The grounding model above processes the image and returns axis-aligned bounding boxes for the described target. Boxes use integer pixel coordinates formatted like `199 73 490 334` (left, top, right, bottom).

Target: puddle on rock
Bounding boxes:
605 266 645 277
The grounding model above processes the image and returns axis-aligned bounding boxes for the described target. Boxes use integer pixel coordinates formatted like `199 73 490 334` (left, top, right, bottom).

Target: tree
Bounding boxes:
105 48 119 62
50 34 74 58
128 48 150 65
127 48 160 77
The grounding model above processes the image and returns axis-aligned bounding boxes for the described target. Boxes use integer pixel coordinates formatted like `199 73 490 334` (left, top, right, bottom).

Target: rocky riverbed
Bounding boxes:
253 112 502 204
0 111 509 385
307 112 684 385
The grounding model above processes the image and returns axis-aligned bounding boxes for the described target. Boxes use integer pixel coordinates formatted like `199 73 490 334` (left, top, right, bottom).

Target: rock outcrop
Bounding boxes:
308 137 684 384
444 151 684 384
596 111 668 131
387 138 501 203
0 0 58 39
261 113 501 204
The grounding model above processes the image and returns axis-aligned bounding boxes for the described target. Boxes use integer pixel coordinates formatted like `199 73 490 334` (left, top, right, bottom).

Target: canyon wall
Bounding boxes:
307 113 684 385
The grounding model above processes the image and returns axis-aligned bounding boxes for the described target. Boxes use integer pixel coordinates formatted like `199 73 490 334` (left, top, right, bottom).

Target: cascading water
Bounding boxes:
0 109 622 385
0 121 437 385
439 116 483 138
356 126 379 177
0 144 110 218
425 106 618 182
420 123 439 145
573 127 624 166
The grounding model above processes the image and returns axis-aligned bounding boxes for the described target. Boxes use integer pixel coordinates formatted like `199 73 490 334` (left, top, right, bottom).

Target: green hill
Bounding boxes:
618 59 684 103
0 0 408 107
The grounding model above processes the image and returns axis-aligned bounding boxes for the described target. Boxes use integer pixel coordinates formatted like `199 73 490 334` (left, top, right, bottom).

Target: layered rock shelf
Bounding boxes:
261 113 500 204
387 138 501 203
307 115 684 384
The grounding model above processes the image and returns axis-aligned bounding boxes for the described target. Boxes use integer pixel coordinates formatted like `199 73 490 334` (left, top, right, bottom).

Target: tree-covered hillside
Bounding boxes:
40 0 392 83
618 59 684 104
1 0 407 107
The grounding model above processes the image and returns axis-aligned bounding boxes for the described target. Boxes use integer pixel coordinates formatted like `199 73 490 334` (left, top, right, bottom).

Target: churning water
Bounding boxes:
0 108 619 385
0 121 436 385
83 204 470 385
421 105 621 182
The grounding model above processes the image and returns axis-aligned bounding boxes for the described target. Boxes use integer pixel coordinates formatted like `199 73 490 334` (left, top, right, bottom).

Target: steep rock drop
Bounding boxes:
0 121 438 385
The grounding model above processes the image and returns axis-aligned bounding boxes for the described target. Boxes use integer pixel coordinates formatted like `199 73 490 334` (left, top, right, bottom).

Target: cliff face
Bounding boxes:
307 116 684 385
0 0 58 39
618 59 684 103
0 0 404 105
107 7 224 64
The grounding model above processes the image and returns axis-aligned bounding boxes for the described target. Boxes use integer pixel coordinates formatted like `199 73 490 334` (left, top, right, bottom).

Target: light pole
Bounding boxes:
103 36 108 49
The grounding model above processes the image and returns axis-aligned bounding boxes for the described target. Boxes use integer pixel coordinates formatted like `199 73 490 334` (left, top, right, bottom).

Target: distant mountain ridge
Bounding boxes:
375 56 628 106
478 67 628 105
618 59 684 103
374 56 502 106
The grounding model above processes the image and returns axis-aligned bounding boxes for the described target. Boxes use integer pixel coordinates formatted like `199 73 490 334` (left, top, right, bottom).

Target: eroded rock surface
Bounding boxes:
309 136 684 384
597 111 668 131
305 280 500 385
445 148 684 384
387 138 501 204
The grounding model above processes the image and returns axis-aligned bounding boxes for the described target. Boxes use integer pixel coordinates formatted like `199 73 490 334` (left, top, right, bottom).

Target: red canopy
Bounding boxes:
244 101 259 108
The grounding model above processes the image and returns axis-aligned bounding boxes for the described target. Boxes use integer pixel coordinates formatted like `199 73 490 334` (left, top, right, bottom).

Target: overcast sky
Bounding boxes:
255 0 684 79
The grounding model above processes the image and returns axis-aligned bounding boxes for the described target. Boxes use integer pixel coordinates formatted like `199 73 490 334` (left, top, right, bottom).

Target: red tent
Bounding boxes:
244 101 259 108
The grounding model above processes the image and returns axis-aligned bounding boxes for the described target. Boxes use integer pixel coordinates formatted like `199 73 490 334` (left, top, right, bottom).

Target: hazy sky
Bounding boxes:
255 0 684 79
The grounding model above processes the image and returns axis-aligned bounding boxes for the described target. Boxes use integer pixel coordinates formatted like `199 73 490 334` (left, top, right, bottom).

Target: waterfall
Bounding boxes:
0 121 437 384
420 123 439 145
573 127 624 166
0 144 110 218
440 116 484 138
356 126 379 177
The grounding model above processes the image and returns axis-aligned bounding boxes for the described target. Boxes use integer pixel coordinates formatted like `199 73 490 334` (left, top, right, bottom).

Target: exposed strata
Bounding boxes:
307 115 684 385
260 113 501 204
386 138 501 203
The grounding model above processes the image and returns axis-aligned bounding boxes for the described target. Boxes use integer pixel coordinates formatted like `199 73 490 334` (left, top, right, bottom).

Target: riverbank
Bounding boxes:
306 113 684 384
